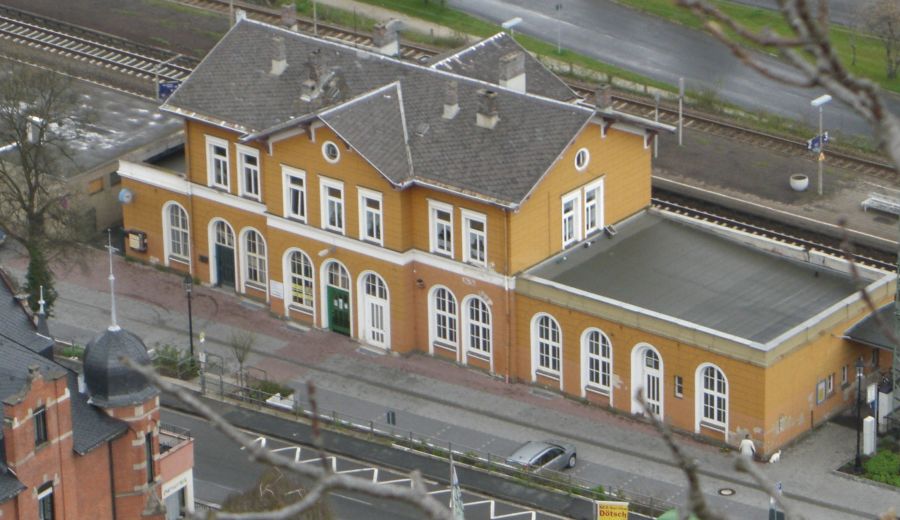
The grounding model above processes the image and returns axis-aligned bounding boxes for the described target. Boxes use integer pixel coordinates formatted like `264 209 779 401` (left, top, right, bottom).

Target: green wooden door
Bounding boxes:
327 286 351 336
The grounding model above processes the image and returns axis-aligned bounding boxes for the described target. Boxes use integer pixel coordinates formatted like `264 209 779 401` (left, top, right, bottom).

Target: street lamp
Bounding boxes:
183 274 195 360
810 94 832 196
855 357 865 473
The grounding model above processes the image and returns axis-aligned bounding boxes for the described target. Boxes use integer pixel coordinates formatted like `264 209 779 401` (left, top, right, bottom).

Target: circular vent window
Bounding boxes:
322 141 340 163
575 148 590 171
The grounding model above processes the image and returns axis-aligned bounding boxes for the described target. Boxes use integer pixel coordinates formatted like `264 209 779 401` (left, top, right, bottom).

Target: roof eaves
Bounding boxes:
240 113 317 143
588 105 676 133
161 106 251 135
430 32 506 69
407 177 516 208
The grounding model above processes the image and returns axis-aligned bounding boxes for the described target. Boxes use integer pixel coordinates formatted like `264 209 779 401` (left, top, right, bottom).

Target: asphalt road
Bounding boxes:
162 405 575 520
446 0 895 139
731 0 860 27
163 407 423 519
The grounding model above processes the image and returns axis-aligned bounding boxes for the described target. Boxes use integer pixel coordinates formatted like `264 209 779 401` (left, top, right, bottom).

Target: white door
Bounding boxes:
643 350 661 416
362 274 389 348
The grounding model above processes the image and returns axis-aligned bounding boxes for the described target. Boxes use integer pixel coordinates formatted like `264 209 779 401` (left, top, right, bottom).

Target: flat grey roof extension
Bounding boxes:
527 212 864 346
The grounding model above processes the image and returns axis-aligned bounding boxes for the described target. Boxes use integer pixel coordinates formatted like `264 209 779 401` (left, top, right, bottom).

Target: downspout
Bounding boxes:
505 208 512 384
107 442 118 519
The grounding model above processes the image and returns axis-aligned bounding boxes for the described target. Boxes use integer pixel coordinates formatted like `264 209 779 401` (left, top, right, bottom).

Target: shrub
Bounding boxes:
59 344 85 360
864 450 900 487
152 344 198 380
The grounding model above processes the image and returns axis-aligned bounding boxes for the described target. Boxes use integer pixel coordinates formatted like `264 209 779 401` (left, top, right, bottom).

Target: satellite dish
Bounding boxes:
118 188 134 204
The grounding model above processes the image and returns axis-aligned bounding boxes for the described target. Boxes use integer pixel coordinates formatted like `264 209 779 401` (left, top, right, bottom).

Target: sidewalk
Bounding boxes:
0 242 894 519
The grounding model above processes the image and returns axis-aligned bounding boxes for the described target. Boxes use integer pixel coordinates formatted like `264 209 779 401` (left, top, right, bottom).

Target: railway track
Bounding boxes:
0 5 196 82
0 2 895 270
652 190 896 271
173 0 438 63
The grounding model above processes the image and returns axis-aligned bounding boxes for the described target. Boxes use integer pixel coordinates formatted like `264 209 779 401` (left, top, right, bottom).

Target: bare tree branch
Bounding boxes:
635 390 726 520
125 360 455 520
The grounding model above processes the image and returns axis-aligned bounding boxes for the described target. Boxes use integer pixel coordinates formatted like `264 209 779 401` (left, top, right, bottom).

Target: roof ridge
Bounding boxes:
235 19 591 113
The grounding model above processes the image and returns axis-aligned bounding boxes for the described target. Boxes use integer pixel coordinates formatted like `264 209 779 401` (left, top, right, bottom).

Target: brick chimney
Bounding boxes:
476 89 499 129
499 51 525 93
373 19 402 57
443 81 459 120
595 84 613 109
270 36 287 76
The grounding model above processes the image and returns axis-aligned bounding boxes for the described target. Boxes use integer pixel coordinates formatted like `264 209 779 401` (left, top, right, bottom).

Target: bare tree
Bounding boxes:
128 361 455 520
863 0 900 79
0 63 94 312
230 330 256 389
221 467 333 519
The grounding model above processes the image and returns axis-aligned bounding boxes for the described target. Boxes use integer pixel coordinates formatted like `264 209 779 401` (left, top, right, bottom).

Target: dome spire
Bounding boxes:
106 229 120 332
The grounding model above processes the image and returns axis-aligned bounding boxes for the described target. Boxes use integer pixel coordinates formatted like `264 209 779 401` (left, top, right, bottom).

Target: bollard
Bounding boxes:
863 416 876 456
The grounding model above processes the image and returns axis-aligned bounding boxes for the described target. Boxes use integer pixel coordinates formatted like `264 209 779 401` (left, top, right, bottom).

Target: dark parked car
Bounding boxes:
506 440 576 471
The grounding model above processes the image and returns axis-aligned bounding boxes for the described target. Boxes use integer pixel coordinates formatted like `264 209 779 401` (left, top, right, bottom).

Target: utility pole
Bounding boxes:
654 92 660 159
678 77 684 146
555 3 563 54
810 94 832 196
313 0 318 36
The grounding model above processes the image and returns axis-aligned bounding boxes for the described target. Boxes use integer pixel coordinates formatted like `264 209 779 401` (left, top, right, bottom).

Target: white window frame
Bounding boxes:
581 328 612 398
841 365 848 386
463 296 491 363
38 483 54 520
695 363 728 433
561 190 582 247
358 188 383 245
574 147 590 172
243 229 268 289
429 286 458 351
531 313 562 384
583 178 605 236
205 135 230 190
320 177 345 234
322 140 341 164
461 209 487 267
286 249 315 313
429 200 454 257
163 202 190 265
282 166 307 222
236 144 261 200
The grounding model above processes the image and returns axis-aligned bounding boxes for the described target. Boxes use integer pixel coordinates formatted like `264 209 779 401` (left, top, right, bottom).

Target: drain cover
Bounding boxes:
718 488 735 496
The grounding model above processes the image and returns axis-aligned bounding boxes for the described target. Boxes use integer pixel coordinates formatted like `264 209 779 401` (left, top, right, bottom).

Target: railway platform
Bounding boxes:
655 126 900 253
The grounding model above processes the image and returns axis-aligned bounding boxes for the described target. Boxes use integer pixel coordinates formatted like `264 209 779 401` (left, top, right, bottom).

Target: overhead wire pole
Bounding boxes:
811 94 832 196
313 0 318 36
654 92 660 158
555 3 563 54
678 77 684 146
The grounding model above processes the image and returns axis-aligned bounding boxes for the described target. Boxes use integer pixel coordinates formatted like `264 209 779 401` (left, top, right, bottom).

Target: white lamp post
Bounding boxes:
810 94 832 196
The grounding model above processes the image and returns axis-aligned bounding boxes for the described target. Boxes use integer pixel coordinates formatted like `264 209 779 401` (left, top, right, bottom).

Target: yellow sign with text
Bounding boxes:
596 500 629 519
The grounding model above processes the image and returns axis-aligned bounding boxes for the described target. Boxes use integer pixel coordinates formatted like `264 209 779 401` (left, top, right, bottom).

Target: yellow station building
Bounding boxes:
118 18 893 453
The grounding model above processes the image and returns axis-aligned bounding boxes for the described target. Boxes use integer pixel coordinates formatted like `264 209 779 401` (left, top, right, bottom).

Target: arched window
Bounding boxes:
244 230 267 286
583 329 612 392
326 261 349 289
432 287 458 346
699 365 728 427
364 273 387 299
534 314 561 374
165 203 189 261
288 250 314 311
464 297 491 356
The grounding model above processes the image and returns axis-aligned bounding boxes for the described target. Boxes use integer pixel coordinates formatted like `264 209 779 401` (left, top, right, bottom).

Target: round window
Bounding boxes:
322 141 340 163
575 148 590 171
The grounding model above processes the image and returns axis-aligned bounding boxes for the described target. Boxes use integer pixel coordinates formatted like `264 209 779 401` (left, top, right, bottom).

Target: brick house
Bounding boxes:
0 271 194 519
118 18 891 453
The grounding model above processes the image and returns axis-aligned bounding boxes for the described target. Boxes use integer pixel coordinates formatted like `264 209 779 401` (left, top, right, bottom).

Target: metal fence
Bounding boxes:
200 372 679 517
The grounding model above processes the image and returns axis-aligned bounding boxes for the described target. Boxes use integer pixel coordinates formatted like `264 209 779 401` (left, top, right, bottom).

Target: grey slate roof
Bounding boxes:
83 327 158 408
319 83 413 183
0 272 127 470
0 278 53 357
0 472 24 504
163 20 594 205
844 304 895 351
67 374 128 454
529 213 861 346
431 33 577 102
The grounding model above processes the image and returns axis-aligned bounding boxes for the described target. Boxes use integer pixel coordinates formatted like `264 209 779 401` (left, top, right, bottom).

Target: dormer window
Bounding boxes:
322 141 340 163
